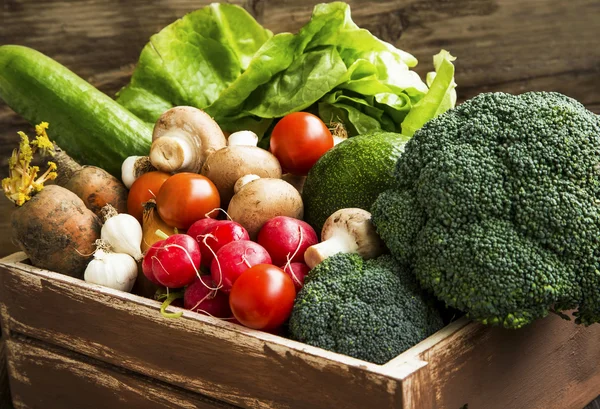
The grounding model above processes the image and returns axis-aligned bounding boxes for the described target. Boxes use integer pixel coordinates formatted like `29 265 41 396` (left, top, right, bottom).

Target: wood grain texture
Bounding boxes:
2 255 600 409
5 334 236 409
0 339 12 409
386 315 600 409
587 400 600 409
0 256 409 409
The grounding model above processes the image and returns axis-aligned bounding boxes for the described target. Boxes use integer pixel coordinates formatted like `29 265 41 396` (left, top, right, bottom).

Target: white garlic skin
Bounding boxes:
84 250 138 292
101 213 143 261
121 156 142 189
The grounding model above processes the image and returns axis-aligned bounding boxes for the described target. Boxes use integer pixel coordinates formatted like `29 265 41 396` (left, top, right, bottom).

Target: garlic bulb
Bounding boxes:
101 207 143 261
84 249 138 292
121 156 155 188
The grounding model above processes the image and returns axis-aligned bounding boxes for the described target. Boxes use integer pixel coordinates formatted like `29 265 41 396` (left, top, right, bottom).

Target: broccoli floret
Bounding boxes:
371 91 600 328
288 253 445 364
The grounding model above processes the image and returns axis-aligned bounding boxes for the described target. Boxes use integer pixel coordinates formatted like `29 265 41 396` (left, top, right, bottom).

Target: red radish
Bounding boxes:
189 220 249 268
211 240 271 293
152 234 201 288
257 216 318 266
187 218 221 239
281 262 310 292
142 240 164 286
184 275 232 319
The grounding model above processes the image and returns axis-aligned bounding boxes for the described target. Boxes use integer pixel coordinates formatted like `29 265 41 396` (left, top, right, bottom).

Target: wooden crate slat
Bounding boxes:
5 334 237 409
417 316 600 409
0 258 416 409
0 339 11 409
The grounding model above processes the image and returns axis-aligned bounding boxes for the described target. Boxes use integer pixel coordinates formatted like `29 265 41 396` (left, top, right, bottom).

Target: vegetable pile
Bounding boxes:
2 1 598 368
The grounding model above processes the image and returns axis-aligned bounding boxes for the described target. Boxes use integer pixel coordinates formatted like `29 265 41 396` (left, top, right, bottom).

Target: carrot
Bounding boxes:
37 123 128 216
3 125 101 278
63 164 128 216
11 185 101 277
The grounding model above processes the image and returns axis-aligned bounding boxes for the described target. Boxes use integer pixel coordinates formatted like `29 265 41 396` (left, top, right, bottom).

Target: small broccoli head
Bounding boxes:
372 91 600 328
288 253 444 364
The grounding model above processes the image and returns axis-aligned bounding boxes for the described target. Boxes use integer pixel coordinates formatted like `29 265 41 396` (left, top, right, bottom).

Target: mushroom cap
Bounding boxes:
201 145 282 206
151 106 226 173
321 208 385 259
227 178 303 239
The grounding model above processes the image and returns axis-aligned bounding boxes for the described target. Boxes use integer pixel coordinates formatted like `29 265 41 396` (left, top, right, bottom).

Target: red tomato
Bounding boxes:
269 112 334 175
229 264 296 331
156 173 220 230
127 171 171 222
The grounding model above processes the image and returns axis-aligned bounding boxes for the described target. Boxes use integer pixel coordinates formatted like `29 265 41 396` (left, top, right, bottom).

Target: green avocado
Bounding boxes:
302 131 410 233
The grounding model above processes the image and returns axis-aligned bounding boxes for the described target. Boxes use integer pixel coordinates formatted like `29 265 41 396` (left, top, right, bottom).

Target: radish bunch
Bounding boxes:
141 215 318 331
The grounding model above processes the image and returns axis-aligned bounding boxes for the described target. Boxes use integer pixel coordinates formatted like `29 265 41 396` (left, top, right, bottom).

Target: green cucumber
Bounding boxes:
0 45 152 176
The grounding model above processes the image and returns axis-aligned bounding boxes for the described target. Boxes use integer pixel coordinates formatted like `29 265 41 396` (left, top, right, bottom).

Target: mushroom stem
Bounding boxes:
150 106 227 174
150 130 196 173
228 131 259 147
304 228 358 269
304 208 385 268
234 174 261 194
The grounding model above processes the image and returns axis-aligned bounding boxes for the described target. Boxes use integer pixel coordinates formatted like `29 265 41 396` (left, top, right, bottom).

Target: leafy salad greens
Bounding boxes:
116 2 457 140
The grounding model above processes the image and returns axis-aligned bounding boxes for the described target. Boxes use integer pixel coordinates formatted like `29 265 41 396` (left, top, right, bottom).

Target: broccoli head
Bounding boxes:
371 91 600 328
288 253 444 364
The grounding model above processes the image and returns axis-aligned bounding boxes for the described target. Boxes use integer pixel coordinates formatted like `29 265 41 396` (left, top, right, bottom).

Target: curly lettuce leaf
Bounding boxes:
401 50 457 136
209 2 430 136
116 3 272 123
117 2 456 139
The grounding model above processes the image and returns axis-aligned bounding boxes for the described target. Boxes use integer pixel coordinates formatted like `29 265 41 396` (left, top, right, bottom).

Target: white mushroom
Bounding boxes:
150 106 226 173
227 176 303 240
304 208 385 269
201 132 282 207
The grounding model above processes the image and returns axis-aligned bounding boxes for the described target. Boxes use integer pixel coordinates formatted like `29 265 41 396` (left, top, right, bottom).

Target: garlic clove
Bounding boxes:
101 213 143 261
84 250 138 292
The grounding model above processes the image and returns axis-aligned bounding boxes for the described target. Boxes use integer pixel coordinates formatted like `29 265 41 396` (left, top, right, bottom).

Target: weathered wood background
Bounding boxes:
0 1 600 406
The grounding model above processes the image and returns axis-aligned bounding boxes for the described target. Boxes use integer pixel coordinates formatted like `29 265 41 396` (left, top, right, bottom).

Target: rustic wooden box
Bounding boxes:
1 252 599 409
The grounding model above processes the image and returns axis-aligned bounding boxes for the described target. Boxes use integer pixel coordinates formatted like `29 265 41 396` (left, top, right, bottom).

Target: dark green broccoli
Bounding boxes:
288 253 444 364
371 91 600 328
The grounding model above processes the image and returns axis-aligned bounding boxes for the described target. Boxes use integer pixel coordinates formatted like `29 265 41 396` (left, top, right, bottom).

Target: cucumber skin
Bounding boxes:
0 45 152 176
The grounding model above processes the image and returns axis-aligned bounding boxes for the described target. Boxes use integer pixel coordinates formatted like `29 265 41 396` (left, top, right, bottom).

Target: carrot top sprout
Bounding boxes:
32 122 56 156
2 123 58 206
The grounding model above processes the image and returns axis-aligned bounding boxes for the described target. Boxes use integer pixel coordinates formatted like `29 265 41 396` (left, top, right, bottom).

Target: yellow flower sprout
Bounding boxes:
2 123 59 206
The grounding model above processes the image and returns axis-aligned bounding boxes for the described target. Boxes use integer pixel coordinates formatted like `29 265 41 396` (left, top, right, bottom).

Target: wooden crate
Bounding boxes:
1 2 600 407
1 252 599 409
